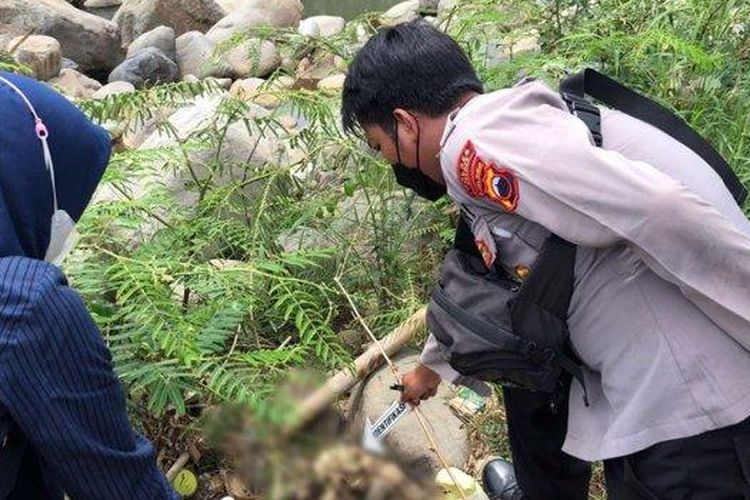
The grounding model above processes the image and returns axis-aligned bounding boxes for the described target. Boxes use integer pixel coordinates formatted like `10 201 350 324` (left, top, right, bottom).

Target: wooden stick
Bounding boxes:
334 279 469 500
413 407 467 494
7 28 36 54
165 451 190 482
284 306 426 434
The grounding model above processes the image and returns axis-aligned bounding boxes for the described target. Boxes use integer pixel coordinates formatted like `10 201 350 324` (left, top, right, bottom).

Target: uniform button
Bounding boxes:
515 265 530 280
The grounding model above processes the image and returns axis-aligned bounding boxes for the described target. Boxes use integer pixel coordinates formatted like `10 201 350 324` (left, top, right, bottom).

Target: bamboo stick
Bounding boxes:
284 306 426 434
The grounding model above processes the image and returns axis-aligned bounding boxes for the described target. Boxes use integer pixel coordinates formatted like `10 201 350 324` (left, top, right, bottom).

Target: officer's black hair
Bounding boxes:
341 21 484 135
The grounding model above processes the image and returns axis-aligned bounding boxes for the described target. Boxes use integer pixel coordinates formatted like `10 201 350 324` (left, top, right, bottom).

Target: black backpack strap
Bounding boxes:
561 68 748 206
512 235 590 406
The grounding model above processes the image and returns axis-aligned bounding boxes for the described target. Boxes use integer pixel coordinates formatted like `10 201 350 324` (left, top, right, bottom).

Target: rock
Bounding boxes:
299 16 346 37
8 35 62 81
204 76 233 89
206 0 303 44
0 0 121 74
228 76 296 107
224 39 281 79
297 18 321 37
295 53 346 89
91 80 136 99
108 47 179 88
419 0 440 9
84 0 122 7
278 115 297 130
437 0 458 17
48 68 102 98
229 78 279 107
61 58 80 71
229 77 264 96
175 31 231 79
483 35 540 68
317 73 346 94
140 94 274 165
126 26 176 62
132 94 279 216
213 0 243 13
380 0 421 27
113 0 226 48
274 75 296 90
354 22 371 46
277 227 331 253
510 35 540 56
349 352 470 478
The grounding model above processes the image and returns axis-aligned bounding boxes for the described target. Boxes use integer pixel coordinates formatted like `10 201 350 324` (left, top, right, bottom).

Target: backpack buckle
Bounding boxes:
561 92 603 147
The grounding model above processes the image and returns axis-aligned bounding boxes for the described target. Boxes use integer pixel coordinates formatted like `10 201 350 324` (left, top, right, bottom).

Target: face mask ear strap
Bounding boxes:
0 76 58 213
415 119 422 175
393 122 403 166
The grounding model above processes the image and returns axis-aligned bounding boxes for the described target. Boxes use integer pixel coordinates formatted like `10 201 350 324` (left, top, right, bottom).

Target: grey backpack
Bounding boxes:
427 233 589 403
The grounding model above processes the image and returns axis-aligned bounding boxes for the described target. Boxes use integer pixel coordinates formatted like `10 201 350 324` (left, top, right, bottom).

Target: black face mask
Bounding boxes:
391 163 447 201
390 123 447 201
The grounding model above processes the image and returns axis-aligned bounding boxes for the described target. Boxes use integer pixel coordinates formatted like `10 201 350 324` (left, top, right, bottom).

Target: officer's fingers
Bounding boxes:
400 384 423 403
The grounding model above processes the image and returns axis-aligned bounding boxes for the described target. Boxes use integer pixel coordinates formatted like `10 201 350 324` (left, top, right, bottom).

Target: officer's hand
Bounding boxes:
400 364 441 406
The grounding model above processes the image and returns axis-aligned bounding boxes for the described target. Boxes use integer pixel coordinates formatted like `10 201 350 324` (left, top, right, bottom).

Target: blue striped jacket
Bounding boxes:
0 257 177 499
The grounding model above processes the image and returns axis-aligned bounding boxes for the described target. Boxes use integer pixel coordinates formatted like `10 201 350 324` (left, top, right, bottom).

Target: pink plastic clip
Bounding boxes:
35 119 48 139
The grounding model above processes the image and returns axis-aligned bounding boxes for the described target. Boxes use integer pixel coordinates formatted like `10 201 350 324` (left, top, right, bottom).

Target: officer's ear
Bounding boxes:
392 108 420 145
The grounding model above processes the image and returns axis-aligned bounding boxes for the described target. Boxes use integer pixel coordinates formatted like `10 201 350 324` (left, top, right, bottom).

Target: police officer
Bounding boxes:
342 21 750 499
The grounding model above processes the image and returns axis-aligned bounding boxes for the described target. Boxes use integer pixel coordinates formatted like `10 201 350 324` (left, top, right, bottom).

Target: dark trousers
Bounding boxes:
604 416 750 500
503 380 591 500
504 381 750 500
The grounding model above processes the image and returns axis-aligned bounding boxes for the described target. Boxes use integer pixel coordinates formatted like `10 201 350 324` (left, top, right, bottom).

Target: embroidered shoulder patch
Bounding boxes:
457 140 519 212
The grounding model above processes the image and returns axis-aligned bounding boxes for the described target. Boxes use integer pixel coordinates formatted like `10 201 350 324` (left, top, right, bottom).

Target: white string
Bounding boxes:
0 75 59 213
41 137 58 212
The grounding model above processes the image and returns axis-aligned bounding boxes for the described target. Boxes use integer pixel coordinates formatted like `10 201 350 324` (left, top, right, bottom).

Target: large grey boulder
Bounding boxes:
108 47 179 88
8 35 62 81
133 94 279 210
0 0 121 74
206 0 303 44
113 0 226 48
126 26 176 62
349 352 470 478
175 31 231 79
